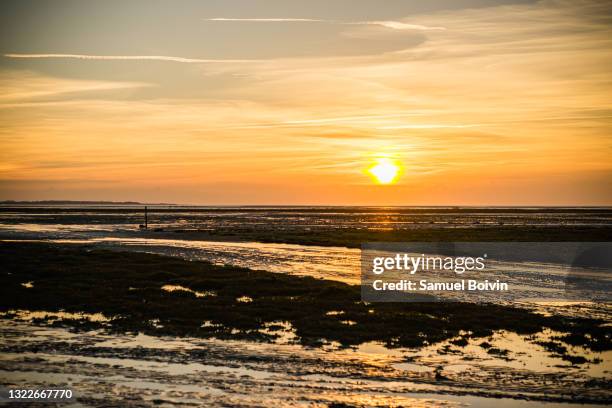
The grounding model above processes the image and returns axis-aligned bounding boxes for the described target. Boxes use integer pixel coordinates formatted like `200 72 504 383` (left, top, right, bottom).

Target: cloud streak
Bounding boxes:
3 53 255 63
209 18 325 22
359 21 445 31
206 18 445 30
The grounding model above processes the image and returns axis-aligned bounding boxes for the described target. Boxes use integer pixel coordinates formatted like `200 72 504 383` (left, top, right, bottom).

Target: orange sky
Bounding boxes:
1 0 611 205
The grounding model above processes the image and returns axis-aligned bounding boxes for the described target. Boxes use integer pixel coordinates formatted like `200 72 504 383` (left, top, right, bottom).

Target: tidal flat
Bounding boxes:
1 242 609 349
0 242 610 406
1 206 611 248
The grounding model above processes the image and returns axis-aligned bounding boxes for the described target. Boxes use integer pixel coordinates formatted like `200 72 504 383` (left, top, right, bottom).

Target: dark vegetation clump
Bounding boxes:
486 347 510 357
450 337 469 347
536 340 594 365
479 341 493 349
1 242 609 352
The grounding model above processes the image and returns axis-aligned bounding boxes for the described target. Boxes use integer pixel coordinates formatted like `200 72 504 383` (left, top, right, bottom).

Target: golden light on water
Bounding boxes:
368 158 401 184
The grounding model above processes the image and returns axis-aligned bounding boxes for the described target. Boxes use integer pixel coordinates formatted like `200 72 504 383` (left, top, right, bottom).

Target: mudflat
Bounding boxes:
1 242 608 352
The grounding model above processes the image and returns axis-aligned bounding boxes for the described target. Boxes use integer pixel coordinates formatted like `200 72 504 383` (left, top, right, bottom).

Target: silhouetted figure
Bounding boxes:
139 206 148 229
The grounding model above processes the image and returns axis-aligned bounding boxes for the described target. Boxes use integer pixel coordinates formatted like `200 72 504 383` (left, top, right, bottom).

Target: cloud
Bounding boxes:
0 70 151 105
378 124 480 130
206 18 445 30
209 18 325 22
358 21 445 31
3 53 255 64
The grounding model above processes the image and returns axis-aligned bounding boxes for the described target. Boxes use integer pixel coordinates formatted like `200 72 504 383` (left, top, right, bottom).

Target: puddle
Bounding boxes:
401 329 612 378
1 309 111 323
161 284 216 298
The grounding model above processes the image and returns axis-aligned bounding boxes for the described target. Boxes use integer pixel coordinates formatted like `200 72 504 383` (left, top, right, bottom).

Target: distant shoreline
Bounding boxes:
1 204 611 213
0 200 173 206
1 200 612 210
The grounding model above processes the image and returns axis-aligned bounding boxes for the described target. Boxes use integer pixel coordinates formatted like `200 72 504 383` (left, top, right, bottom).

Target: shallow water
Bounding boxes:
1 319 609 407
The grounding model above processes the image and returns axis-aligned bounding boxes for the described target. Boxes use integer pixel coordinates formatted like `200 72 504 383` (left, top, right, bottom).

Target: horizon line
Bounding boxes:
1 201 610 209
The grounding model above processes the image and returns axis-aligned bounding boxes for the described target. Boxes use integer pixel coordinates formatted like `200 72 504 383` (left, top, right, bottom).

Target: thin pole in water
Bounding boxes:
145 206 148 229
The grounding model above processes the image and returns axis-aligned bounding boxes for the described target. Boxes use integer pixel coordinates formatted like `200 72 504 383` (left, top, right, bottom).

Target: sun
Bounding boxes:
368 158 400 184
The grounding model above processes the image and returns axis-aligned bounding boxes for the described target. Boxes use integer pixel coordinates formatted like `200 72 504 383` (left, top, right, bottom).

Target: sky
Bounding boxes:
1 0 611 205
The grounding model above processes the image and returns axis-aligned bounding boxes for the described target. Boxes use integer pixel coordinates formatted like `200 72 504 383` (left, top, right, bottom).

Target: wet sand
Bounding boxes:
1 242 610 406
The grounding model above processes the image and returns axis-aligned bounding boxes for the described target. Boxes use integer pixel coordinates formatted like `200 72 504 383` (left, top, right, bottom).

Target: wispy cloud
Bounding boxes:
209 18 325 22
3 53 255 63
379 124 480 130
206 18 445 30
0 70 151 105
359 21 445 31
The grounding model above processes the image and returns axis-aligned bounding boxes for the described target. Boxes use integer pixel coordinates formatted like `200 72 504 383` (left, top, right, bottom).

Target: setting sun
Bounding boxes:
368 158 400 184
